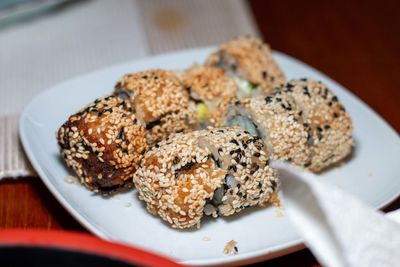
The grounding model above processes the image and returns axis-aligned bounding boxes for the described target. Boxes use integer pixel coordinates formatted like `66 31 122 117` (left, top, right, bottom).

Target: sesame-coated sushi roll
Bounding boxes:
178 64 237 127
225 92 310 167
279 79 353 172
114 70 196 144
134 127 279 229
57 95 147 192
206 36 285 98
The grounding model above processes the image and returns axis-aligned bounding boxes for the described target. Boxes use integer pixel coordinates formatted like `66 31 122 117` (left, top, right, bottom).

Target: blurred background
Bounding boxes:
0 1 399 266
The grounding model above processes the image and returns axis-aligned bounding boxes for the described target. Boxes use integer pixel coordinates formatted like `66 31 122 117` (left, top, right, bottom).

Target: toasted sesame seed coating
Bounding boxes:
178 64 237 127
57 95 147 193
114 69 196 144
280 79 353 172
205 36 285 95
134 127 279 229
226 92 310 167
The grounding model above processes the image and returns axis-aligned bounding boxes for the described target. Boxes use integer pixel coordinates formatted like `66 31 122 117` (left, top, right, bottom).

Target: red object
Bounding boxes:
0 229 183 267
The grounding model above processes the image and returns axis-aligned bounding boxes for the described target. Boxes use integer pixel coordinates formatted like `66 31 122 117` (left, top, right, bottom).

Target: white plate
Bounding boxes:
20 47 400 266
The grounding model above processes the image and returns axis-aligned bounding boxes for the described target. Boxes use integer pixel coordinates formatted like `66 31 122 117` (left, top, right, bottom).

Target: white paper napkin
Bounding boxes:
276 163 400 267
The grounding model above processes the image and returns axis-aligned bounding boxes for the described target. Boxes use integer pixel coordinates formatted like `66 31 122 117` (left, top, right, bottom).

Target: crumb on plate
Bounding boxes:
223 240 238 255
65 175 78 184
202 236 211 242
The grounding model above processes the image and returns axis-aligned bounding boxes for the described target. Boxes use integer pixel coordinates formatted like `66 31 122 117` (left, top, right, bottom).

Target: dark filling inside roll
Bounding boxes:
203 173 244 217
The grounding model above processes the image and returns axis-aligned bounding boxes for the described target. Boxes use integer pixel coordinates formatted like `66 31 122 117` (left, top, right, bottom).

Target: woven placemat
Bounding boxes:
0 0 258 179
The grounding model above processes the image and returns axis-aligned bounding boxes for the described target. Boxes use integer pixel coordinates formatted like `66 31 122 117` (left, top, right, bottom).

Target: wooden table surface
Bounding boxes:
1 1 399 266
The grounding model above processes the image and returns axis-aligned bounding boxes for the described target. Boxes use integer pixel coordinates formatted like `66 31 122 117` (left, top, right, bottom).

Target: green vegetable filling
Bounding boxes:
197 103 208 123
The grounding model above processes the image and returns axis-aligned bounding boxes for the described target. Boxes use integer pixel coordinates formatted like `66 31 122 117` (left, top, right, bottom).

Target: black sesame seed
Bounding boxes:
217 129 224 133
211 154 221 168
262 70 268 79
117 128 124 140
323 88 329 99
234 246 238 253
332 96 338 102
317 127 323 132
250 163 259 174
173 156 180 165
300 78 308 81
324 125 331 130
176 161 196 172
271 180 278 191
254 152 261 157
230 139 239 146
142 75 148 79
145 119 162 130
234 100 240 106
244 130 250 134
333 112 339 118
276 97 282 102
240 162 247 167
228 165 237 172
265 96 273 104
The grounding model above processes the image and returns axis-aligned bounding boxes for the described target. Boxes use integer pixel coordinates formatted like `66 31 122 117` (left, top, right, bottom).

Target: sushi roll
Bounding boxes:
134 127 279 229
57 95 147 193
178 64 237 127
206 36 285 98
114 70 196 144
225 79 353 172
278 79 353 172
225 92 310 167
